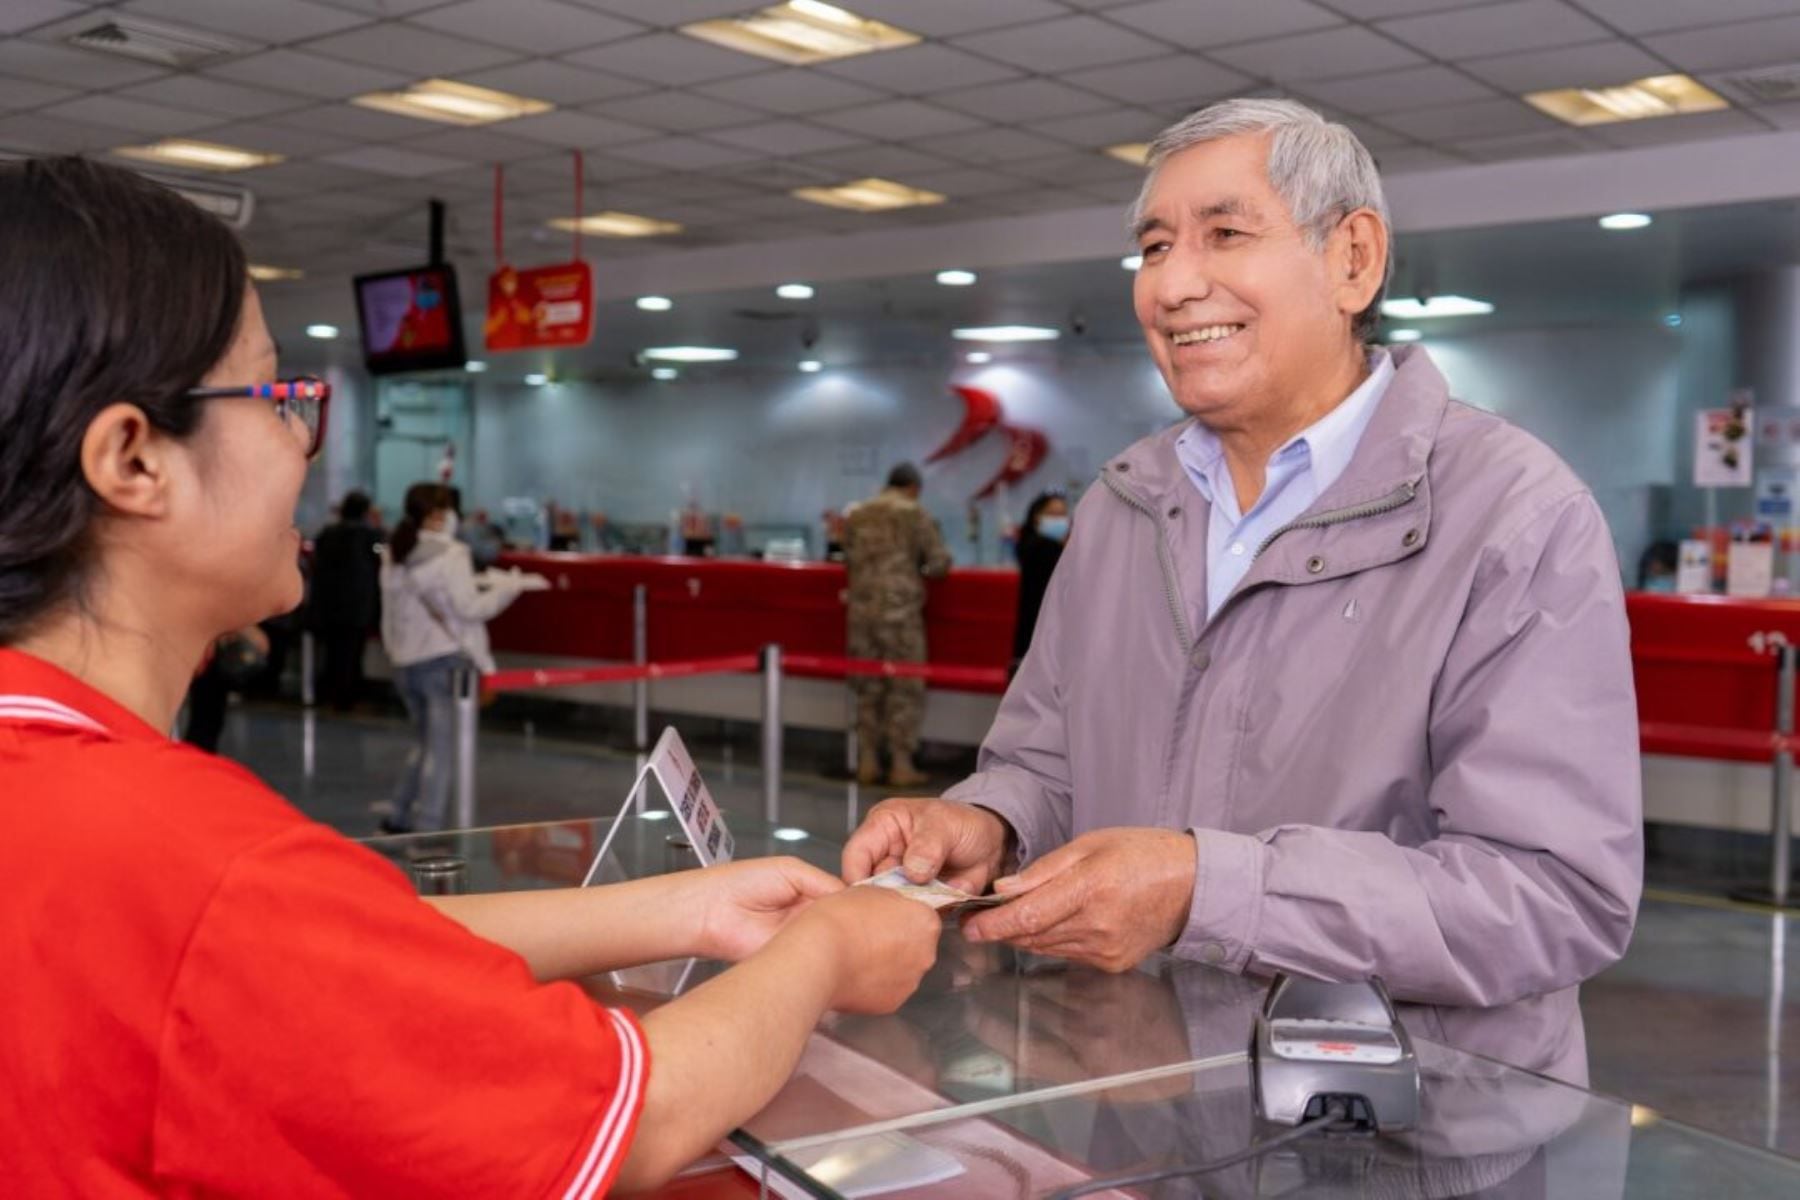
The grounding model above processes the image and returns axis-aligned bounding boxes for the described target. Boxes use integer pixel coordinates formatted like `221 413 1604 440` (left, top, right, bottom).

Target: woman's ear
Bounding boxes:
80 403 173 518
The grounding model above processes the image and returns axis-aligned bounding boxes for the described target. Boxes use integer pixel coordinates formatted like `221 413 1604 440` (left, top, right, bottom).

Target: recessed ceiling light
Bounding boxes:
1387 329 1423 343
966 351 992 364
524 372 549 386
352 78 552 126
777 282 815 299
638 809 670 820
549 211 684 238
936 269 976 286
771 826 810 841
641 346 738 362
1525 73 1727 126
113 138 282 172
1120 254 1142 271
1599 212 1652 230
636 295 674 311
953 325 1060 343
682 2 919 67
1379 296 1494 319
1665 312 1683 328
793 177 944 212
652 367 679 381
305 324 339 340
248 264 304 282
798 360 823 372
1104 142 1151 167
464 360 488 373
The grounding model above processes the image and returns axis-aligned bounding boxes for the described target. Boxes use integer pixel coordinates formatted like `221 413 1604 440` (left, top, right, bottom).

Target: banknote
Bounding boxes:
854 866 1011 911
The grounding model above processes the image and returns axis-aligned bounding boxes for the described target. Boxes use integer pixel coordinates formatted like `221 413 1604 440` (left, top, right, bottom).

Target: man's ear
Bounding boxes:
80 403 174 519
1333 207 1389 319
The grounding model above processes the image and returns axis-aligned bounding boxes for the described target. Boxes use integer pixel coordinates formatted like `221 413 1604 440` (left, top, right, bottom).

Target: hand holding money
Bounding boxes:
854 866 1013 912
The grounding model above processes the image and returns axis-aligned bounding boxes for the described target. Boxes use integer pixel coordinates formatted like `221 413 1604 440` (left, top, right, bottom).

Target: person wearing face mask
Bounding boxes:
1011 491 1071 671
379 482 548 834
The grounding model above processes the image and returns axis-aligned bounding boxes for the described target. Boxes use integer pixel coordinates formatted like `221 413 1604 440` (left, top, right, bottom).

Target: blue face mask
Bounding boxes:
1643 575 1676 594
1037 515 1070 542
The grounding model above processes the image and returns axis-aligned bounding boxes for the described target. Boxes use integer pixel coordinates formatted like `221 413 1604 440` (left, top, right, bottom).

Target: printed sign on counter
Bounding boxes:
1727 541 1775 598
1695 392 1754 488
1676 540 1713 594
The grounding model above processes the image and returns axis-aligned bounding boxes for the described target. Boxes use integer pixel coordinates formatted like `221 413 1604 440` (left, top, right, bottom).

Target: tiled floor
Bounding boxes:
213 700 1800 1163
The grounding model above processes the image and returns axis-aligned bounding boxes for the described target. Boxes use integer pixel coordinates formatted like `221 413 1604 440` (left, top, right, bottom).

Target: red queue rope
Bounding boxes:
483 654 760 696
783 654 1009 689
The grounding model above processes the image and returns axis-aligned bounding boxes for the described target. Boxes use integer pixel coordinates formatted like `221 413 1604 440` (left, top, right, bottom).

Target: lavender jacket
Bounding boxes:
945 345 1642 1082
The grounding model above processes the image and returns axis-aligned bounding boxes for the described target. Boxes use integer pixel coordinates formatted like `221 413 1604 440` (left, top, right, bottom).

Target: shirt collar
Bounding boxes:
0 647 165 742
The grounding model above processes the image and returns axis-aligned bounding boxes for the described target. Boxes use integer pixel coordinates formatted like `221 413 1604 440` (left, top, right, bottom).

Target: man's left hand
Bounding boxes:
961 828 1196 973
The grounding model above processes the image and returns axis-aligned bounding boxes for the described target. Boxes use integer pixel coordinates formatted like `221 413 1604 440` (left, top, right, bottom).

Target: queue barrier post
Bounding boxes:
762 643 784 826
1731 640 1799 910
632 584 649 811
299 630 316 708
453 665 480 831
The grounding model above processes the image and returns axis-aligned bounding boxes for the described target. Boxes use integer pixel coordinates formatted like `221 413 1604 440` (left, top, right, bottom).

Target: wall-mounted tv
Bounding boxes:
352 264 467 375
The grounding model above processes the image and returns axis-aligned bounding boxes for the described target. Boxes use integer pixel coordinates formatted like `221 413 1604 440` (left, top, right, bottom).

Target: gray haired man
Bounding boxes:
844 99 1641 1081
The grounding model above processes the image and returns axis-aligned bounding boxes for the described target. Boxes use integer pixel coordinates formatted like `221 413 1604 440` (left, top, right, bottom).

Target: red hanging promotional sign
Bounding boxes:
484 153 595 352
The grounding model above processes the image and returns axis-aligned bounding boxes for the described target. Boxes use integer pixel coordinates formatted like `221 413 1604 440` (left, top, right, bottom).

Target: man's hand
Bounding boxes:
961 828 1196 973
842 797 1011 895
690 857 844 961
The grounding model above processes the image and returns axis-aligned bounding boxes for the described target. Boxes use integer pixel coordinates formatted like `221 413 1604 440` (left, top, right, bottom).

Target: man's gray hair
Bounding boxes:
1129 98 1391 340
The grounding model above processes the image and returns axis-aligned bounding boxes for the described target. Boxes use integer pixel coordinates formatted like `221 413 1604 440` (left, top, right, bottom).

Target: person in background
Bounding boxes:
1011 491 1070 671
307 489 381 712
379 482 548 835
548 505 582 552
1637 539 1679 592
0 156 945 1197
843 463 953 787
461 505 506 570
182 624 270 752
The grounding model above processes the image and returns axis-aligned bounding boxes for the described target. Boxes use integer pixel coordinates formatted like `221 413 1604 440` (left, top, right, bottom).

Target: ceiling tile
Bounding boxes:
1335 115 1413 150
1570 0 1800 36
0 41 168 88
203 49 411 100
1322 0 1483 14
40 93 214 136
815 99 984 140
985 188 1096 215
695 69 887 116
1299 64 1497 115
936 78 1117 122
833 0 1066 37
1379 1 1610 60
322 145 470 177
1025 107 1166 147
302 21 520 75
0 75 79 111
1451 129 1597 161
817 44 1021 94
505 108 655 146
453 59 648 106
898 165 1032 198
923 126 1073 164
309 0 444 14
1062 54 1252 106
0 0 85 36
0 111 131 154
1379 96 1560 140
1643 15 1800 73
586 89 752 132
404 126 551 162
562 32 770 85
1371 144 1466 172
1585 107 1773 149
115 74 315 122
798 143 953 177
1752 100 1800 130
1217 26 1423 81
557 0 757 24
270 102 433 142
1002 151 1145 186
708 119 862 156
409 0 642 55
607 135 764 169
121 0 369 42
1105 0 1342 48
199 119 357 159
951 15 1168 73
218 160 385 196
1459 40 1668 94
1078 177 1143 204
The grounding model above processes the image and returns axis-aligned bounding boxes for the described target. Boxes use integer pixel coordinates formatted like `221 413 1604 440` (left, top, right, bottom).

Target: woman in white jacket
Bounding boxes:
379 482 544 833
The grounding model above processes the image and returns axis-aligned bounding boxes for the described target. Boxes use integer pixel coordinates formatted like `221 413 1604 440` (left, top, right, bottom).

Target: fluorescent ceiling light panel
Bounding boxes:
954 326 1060 343
352 78 552 127
641 346 738 362
772 826 810 841
652 367 679 381
682 2 919 67
525 373 549 385
1525 74 1727 127
306 324 339 339
113 138 282 172
549 212 684 237
792 177 944 212
1105 142 1151 167
799 360 822 372
965 351 992 364
1120 254 1143 271
776 283 815 299
636 295 674 311
1379 296 1494 319
465 361 488 372
1598 212 1652 230
936 269 976 286
248 264 304 282
1386 329 1422 343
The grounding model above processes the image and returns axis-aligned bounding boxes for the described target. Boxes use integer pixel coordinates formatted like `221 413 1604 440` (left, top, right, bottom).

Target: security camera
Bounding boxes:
801 320 820 350
1069 311 1088 336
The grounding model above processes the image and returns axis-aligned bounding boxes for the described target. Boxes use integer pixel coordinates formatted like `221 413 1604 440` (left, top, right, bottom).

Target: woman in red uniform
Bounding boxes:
0 157 942 1197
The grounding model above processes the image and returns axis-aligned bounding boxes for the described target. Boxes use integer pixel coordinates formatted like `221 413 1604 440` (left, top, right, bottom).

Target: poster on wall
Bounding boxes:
1694 391 1753 488
484 260 594 352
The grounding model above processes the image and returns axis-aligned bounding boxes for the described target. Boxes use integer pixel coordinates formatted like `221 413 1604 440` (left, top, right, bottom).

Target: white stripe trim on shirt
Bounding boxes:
0 695 109 735
562 1008 648 1200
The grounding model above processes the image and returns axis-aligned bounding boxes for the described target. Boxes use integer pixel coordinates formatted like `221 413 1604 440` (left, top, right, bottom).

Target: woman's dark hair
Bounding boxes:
338 490 372 525
390 483 454 566
0 156 247 643
1015 491 1066 563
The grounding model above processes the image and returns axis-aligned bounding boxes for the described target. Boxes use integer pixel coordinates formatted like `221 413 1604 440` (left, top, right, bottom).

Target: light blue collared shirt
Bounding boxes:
1175 350 1395 622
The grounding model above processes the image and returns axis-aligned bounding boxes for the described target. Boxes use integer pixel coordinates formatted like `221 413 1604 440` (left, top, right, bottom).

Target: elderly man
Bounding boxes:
843 99 1641 1081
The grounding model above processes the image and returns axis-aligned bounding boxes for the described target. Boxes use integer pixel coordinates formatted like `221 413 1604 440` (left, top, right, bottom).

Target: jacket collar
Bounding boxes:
0 647 163 742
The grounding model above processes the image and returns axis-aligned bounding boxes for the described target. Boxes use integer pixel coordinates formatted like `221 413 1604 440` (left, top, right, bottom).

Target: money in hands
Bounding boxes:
854 867 1011 911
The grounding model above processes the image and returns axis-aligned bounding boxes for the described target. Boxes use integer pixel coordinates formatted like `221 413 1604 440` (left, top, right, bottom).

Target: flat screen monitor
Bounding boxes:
352 264 467 375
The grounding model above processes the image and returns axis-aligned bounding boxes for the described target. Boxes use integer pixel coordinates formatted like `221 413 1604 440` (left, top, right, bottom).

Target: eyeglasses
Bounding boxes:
186 376 331 460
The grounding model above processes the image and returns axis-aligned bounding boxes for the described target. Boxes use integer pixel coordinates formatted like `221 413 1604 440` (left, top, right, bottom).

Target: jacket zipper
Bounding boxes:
1101 470 1195 654
1253 479 1420 560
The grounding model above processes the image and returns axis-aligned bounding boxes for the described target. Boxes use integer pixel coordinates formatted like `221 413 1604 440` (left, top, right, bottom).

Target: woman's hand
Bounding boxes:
691 857 845 962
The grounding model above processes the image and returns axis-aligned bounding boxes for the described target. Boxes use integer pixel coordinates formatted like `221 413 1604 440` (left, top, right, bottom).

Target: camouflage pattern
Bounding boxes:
844 489 952 757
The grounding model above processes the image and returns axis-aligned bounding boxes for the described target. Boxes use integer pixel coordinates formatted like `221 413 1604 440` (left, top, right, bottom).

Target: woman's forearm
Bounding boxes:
423 876 698 981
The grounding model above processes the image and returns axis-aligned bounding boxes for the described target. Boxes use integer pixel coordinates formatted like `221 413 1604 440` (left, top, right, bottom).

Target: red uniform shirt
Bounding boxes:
0 648 647 1197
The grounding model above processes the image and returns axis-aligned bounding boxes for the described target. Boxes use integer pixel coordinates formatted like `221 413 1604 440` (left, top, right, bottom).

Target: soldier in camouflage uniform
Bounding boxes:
843 463 953 787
